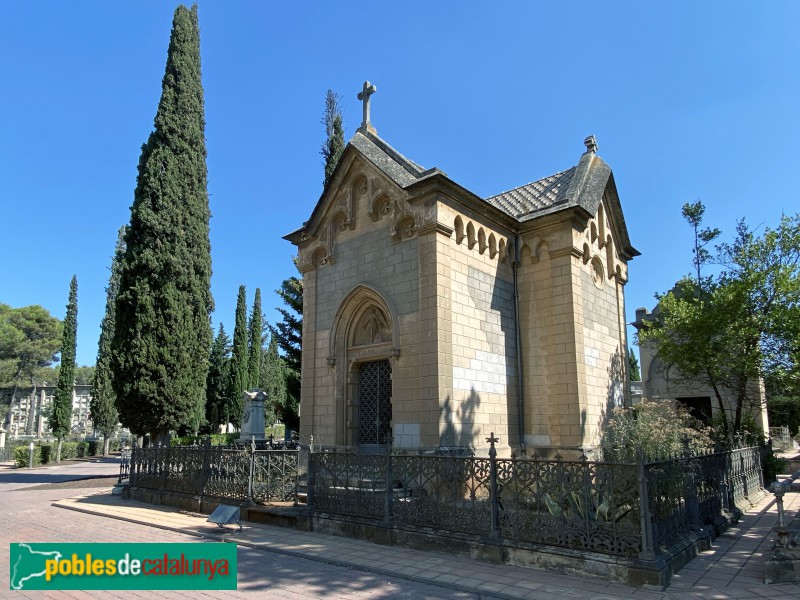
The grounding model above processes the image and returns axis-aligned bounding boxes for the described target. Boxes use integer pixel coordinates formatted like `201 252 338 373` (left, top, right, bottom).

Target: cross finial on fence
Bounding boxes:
486 432 499 459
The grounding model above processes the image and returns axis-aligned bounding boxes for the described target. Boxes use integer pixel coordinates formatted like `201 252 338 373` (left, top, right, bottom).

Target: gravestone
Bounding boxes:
237 388 267 444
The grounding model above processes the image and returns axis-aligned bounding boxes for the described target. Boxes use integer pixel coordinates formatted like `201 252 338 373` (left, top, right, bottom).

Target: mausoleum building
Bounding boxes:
285 83 639 456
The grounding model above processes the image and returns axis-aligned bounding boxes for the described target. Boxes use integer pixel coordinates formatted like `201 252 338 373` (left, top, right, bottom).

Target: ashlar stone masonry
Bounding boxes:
285 84 639 456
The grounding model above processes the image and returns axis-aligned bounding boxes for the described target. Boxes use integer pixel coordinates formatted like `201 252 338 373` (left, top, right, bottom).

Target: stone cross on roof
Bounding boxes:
357 80 377 134
584 135 598 154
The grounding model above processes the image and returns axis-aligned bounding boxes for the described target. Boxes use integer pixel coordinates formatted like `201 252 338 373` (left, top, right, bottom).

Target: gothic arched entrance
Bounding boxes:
329 285 400 450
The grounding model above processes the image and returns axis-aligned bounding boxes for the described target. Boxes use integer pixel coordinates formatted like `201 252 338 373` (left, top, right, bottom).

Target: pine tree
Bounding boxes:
321 89 345 189
111 5 213 437
247 288 263 389
226 285 249 428
205 323 230 432
51 276 77 461
91 227 125 454
270 261 302 432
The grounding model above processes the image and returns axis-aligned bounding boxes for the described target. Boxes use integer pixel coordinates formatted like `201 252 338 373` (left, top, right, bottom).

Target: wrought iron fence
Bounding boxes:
129 442 299 503
128 436 766 563
118 448 131 483
768 426 792 451
308 440 766 561
643 445 764 551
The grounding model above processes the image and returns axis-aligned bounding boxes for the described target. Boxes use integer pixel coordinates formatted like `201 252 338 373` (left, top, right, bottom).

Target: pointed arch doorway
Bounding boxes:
329 285 400 451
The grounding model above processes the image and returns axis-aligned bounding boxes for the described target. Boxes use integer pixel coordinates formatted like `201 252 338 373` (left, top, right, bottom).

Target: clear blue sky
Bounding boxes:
1 1 798 367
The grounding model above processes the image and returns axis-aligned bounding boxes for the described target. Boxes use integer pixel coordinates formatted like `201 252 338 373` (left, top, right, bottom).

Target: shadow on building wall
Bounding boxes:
439 388 481 451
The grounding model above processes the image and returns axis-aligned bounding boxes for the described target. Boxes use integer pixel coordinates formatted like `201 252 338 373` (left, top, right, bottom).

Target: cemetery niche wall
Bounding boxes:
285 84 639 457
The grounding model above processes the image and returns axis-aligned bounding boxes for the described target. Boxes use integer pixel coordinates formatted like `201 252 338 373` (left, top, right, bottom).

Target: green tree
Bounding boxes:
247 288 263 389
627 347 640 381
681 201 720 284
112 5 214 437
321 89 345 189
0 304 62 434
73 366 95 385
259 332 285 430
638 208 800 434
91 227 125 454
50 276 78 461
270 262 302 432
226 285 249 428
205 323 231 432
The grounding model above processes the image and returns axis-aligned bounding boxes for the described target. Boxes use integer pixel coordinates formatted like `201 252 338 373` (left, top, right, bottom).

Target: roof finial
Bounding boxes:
357 81 377 135
584 135 598 154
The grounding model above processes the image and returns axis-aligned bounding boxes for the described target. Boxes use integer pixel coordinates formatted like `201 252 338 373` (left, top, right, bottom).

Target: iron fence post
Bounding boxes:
245 435 256 506
199 436 211 496
636 447 656 561
384 443 394 526
682 436 700 533
160 445 169 491
307 441 315 514
487 433 500 539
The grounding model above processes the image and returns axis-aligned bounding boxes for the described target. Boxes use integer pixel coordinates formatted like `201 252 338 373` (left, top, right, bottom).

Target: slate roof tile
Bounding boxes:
484 168 576 219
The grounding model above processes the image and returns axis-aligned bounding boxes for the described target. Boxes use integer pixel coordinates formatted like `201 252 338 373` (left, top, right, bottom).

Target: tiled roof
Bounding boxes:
484 167 576 219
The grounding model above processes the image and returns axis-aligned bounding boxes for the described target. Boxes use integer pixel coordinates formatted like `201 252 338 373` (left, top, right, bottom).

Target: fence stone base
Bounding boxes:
123 486 237 516
122 484 750 589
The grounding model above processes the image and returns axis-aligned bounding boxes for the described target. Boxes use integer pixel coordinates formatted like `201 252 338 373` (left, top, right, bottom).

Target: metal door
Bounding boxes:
357 360 392 446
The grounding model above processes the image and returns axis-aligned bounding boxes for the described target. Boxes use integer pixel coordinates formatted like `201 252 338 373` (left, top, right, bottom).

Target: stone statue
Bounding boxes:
237 388 268 444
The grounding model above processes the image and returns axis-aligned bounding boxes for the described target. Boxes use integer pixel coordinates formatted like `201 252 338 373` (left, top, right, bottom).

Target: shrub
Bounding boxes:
601 399 714 462
14 445 41 468
40 444 53 464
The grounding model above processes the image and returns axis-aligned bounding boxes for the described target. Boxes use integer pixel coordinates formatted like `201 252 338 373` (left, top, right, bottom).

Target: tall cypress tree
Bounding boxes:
259 332 284 432
51 276 78 461
112 5 213 437
247 288 262 389
321 89 345 188
205 323 230 433
91 227 125 454
226 285 249 428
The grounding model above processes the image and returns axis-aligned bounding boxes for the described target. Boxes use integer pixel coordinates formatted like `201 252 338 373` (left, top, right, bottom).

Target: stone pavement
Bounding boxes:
52 483 800 600
1 460 480 600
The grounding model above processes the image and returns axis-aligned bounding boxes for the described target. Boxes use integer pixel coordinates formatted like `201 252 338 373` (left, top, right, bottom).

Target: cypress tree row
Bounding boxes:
51 275 78 461
112 5 213 437
91 227 125 454
226 285 249 428
247 288 262 389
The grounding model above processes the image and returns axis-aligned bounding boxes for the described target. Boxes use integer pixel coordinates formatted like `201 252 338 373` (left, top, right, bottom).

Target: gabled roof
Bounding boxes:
287 130 638 260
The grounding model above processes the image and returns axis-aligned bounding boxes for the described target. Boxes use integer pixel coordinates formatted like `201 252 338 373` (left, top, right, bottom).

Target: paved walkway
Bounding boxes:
1 461 477 600
53 484 800 600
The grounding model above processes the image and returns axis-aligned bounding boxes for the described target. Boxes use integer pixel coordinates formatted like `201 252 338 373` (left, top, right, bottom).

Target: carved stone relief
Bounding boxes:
353 306 391 346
